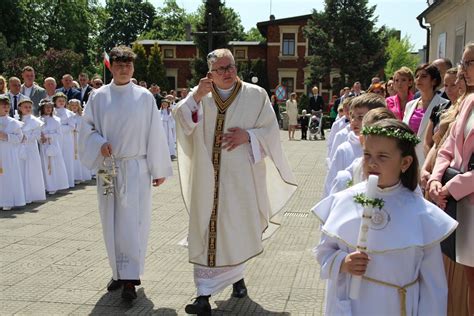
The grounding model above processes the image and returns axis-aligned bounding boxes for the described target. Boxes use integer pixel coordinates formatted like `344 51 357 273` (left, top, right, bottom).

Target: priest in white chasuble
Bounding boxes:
78 46 173 302
174 48 297 315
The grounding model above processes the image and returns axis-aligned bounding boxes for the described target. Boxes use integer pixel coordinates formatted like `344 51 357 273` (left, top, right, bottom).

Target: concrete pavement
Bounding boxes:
0 132 327 315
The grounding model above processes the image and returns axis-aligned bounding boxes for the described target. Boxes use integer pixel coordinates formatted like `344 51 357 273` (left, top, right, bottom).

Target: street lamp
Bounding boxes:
243 70 258 84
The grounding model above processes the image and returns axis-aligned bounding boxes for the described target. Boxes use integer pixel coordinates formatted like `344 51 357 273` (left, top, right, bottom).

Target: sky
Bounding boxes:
150 0 429 50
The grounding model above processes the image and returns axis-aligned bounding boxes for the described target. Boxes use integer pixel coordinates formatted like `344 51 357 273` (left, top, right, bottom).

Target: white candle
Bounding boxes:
349 174 379 299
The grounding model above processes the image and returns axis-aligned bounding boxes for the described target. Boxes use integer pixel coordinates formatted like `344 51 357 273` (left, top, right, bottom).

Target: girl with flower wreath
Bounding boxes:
312 119 457 315
38 99 69 195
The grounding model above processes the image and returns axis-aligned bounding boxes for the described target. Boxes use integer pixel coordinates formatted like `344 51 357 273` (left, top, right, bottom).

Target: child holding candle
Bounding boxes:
0 95 25 210
39 99 69 195
67 99 91 183
18 97 46 203
53 92 75 188
312 119 457 315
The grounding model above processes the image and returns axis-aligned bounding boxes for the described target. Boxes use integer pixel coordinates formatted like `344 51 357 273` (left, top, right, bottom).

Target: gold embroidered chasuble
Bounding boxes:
175 81 297 267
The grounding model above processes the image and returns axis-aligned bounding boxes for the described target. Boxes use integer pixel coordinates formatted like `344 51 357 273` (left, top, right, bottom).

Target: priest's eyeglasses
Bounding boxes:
211 64 236 75
458 59 474 69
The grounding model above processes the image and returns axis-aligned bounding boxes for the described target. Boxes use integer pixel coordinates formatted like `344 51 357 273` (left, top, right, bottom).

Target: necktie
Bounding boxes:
13 95 17 111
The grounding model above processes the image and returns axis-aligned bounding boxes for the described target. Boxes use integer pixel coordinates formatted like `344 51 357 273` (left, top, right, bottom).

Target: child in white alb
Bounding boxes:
18 98 46 203
67 99 91 183
313 119 457 315
53 92 75 188
0 95 25 210
39 99 69 195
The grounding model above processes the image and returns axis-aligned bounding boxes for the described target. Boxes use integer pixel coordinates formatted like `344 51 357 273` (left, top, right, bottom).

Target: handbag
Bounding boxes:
440 153 474 261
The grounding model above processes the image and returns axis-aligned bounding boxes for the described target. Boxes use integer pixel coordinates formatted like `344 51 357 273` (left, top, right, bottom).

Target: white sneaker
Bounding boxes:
48 191 57 195
2 207 12 211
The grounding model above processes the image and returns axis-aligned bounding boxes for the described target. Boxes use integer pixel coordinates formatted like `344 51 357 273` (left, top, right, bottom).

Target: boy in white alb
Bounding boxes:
79 46 173 301
324 94 387 198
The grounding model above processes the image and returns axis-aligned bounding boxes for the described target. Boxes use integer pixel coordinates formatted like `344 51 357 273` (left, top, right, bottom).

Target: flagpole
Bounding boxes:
103 52 106 83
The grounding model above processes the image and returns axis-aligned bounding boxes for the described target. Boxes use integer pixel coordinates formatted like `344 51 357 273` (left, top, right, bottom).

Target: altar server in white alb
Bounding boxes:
79 45 173 302
67 99 91 183
174 48 297 315
0 95 25 210
38 99 69 195
160 98 177 160
327 107 396 196
323 94 386 198
54 92 76 188
18 97 46 203
313 119 457 316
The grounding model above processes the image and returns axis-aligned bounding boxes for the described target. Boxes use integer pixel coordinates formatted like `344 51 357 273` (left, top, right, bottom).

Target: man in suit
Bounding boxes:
78 73 93 104
21 66 46 115
43 77 57 100
309 86 326 139
56 74 81 101
7 77 25 118
149 84 162 109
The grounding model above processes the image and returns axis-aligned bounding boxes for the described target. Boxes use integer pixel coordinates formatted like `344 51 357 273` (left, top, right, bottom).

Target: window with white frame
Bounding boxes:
282 33 296 56
234 48 247 60
454 25 466 65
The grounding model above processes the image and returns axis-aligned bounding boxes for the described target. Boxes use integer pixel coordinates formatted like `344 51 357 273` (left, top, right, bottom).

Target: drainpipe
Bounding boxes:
417 15 430 62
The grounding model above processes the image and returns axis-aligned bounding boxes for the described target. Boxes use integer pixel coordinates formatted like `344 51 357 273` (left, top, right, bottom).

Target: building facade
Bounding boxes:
138 14 324 100
417 0 474 64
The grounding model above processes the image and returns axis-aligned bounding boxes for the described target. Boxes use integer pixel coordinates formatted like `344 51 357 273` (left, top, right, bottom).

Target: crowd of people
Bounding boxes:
315 42 473 315
0 66 182 210
0 41 473 315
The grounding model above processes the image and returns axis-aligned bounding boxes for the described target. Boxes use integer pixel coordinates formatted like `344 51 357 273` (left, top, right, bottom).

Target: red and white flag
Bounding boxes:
103 51 111 70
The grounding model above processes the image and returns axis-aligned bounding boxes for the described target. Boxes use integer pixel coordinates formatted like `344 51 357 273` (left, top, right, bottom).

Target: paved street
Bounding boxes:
0 132 327 315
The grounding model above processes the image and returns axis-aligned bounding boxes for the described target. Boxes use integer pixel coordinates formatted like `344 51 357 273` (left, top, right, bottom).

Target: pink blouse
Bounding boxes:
386 91 415 120
408 107 426 134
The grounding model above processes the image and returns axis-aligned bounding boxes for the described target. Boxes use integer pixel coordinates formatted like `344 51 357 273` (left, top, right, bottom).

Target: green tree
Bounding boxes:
384 36 419 79
0 0 100 72
99 0 156 52
0 0 26 47
3 48 84 83
132 42 148 82
147 43 168 89
190 0 245 85
305 0 388 91
245 27 265 42
236 58 268 92
141 0 191 41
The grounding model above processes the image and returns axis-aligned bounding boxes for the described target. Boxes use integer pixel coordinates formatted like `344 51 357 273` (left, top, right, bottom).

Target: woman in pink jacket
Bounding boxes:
429 42 474 314
386 66 415 120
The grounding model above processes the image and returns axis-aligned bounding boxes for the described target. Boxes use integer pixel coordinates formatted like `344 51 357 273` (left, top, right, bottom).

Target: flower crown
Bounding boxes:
354 193 385 210
361 125 421 145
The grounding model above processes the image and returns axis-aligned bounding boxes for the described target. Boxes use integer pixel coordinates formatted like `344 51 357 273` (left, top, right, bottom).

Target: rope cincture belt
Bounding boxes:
362 275 419 316
207 79 242 267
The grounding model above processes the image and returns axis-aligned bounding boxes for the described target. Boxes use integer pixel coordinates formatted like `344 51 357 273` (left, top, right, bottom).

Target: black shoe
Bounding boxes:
185 295 211 315
232 279 247 298
106 278 122 291
121 282 137 301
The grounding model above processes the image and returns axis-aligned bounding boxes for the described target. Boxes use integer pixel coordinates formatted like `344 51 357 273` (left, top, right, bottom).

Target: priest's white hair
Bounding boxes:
207 48 235 70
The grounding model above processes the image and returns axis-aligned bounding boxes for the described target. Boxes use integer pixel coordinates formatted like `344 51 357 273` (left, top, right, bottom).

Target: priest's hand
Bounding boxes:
152 178 166 187
193 73 213 104
341 251 370 276
222 127 249 151
101 142 112 157
0 131 7 141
